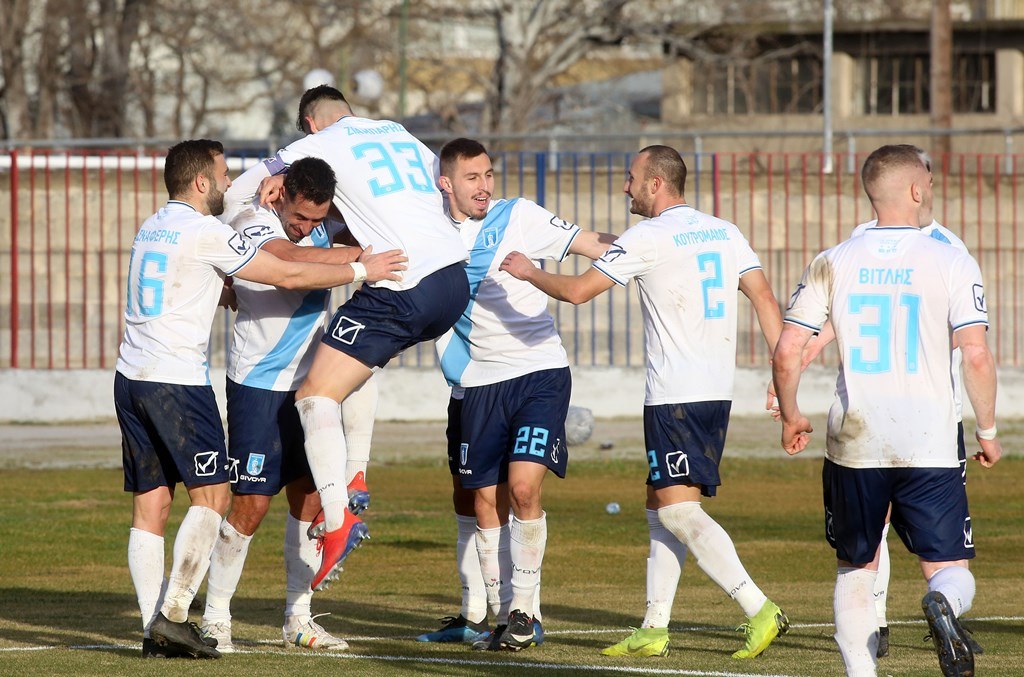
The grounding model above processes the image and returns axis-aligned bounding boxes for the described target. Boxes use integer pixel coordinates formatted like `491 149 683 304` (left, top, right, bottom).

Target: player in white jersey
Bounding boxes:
199 157 404 652
765 149 975 658
773 144 1002 677
115 140 378 659
502 145 788 659
415 138 612 650
256 86 470 591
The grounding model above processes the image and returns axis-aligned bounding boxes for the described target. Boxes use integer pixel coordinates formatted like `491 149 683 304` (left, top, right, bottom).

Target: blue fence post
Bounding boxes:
535 152 546 207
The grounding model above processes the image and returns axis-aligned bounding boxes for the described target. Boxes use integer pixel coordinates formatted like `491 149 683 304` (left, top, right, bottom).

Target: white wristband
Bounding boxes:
975 425 997 440
350 262 367 284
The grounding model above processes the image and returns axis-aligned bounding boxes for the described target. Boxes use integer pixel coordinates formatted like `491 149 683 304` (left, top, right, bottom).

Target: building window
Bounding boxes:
692 55 823 115
860 52 995 115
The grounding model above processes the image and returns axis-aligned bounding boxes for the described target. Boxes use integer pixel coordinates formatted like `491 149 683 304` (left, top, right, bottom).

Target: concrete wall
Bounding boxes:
1 365 1018 423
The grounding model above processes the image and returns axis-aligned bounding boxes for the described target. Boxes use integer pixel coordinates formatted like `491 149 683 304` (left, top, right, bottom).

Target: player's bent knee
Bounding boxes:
228 493 274 534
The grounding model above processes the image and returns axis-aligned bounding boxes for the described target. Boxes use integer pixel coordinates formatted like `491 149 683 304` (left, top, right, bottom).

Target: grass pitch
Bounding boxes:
0 418 1021 676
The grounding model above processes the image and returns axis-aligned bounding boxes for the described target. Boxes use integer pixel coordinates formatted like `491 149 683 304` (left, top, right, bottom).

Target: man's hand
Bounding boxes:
766 378 781 421
973 435 1002 468
499 251 535 280
781 416 813 455
218 276 237 311
258 173 286 206
359 245 407 283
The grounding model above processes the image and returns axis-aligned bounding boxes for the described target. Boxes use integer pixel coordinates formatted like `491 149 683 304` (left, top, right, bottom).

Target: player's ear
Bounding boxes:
438 175 453 194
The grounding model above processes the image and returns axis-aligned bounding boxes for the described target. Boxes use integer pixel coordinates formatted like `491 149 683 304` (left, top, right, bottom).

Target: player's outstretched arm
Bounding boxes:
956 324 1003 468
234 249 381 290
262 238 362 265
739 269 783 353
772 324 815 454
567 230 617 260
500 251 614 304
357 245 407 283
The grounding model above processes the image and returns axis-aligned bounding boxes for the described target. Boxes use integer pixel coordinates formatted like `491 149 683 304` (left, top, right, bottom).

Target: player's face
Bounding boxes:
448 153 494 221
204 154 232 216
624 155 653 217
280 194 331 242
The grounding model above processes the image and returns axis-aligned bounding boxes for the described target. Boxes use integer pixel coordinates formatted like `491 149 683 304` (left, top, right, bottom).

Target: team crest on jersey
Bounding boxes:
246 453 266 476
194 451 219 477
482 227 499 248
963 516 974 548
331 316 365 345
460 443 469 466
227 233 250 255
665 451 690 478
972 284 986 313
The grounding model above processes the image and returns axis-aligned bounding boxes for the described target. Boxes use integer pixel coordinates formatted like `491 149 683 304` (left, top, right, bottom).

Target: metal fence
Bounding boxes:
2 144 1023 370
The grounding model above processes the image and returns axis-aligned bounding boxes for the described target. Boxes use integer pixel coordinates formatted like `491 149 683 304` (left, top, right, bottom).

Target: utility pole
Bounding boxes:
398 0 409 118
930 0 953 161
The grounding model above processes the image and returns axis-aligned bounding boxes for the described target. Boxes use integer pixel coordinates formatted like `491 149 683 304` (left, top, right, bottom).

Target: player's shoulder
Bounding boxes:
923 221 970 253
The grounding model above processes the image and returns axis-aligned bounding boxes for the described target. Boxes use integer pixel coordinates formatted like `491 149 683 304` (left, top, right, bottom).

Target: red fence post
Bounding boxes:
9 149 18 368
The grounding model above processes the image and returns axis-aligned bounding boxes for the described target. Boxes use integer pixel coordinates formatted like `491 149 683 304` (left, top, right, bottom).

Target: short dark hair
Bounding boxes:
439 137 488 178
284 157 337 205
861 144 929 200
297 85 348 133
164 139 223 198
638 145 686 196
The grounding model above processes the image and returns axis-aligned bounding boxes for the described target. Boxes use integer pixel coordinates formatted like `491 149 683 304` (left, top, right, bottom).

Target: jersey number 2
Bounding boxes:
698 252 725 319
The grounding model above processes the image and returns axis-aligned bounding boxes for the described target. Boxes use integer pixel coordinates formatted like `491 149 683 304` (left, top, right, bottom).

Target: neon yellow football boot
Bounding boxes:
732 599 789 659
600 627 670 657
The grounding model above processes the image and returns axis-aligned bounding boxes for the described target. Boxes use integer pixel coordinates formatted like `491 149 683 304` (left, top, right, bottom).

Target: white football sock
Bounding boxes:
834 566 878 677
456 514 487 624
203 519 253 624
476 524 512 620
296 396 348 531
128 527 164 635
284 513 317 620
510 513 547 616
928 566 975 617
658 502 767 618
874 522 890 627
342 378 377 482
643 508 688 628
161 506 221 623
533 577 543 623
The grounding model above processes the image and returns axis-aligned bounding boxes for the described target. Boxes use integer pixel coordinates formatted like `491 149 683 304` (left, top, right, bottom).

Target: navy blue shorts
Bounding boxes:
322 263 469 368
956 421 967 485
446 394 463 477
115 372 229 492
455 368 571 489
226 379 310 496
643 401 731 497
822 458 974 565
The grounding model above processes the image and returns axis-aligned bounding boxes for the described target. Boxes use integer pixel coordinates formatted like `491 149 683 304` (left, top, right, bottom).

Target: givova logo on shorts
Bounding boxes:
331 316 365 345
963 516 974 549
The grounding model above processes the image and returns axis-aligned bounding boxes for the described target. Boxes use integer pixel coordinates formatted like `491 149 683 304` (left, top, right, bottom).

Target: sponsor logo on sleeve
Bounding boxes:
599 244 626 263
194 451 219 477
972 284 986 313
227 233 250 255
242 225 275 240
549 216 577 231
786 283 806 311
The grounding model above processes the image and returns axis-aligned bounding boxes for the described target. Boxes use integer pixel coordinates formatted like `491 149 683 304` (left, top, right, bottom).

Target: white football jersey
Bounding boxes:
272 116 466 290
436 198 580 387
116 201 257 385
592 205 762 405
220 163 345 391
785 228 988 468
852 219 969 421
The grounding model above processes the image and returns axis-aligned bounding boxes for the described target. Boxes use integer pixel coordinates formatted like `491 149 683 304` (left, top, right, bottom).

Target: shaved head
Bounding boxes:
861 144 930 206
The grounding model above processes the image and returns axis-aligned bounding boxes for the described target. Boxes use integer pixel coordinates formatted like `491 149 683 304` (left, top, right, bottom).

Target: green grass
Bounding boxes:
1 451 1022 675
